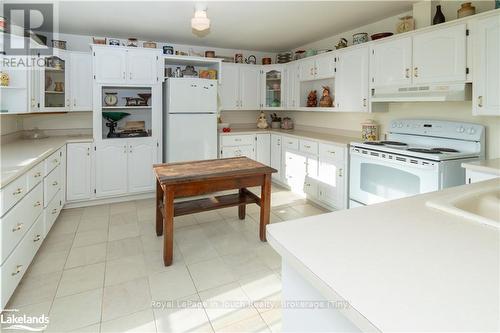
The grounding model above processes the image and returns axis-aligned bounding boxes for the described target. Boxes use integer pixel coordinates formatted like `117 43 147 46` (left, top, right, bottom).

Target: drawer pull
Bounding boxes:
13 188 23 195
288 142 293 145
234 138 242 142
12 265 23 276
34 201 41 207
338 168 343 177
34 172 42 178
53 158 59 163
33 235 42 242
304 145 311 149
328 151 336 155
52 181 58 186
12 223 24 232
52 208 58 214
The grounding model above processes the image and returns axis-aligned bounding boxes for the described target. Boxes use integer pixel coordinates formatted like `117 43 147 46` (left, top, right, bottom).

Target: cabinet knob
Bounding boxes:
414 67 418 78
33 234 42 242
34 201 41 207
130 72 133 80
52 181 58 186
53 158 59 163
123 72 126 79
363 98 367 107
13 188 23 195
52 208 58 214
34 172 42 178
12 223 23 232
73 98 77 107
338 168 343 177
11 265 23 276
405 68 410 79
478 96 483 107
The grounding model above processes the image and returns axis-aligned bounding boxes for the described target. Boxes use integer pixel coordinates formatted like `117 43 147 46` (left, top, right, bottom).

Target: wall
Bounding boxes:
0 115 22 137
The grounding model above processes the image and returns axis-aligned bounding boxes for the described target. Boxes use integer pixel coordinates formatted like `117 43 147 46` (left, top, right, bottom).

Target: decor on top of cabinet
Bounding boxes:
257 111 269 129
294 50 306 60
143 41 157 48
352 33 368 45
51 39 67 49
396 16 414 33
246 55 256 64
457 2 475 18
163 45 174 54
181 65 198 78
109 39 120 46
270 113 281 129
307 90 318 107
371 32 393 40
276 52 292 64
235 53 244 63
262 57 272 65
335 38 348 49
127 38 138 47
281 117 294 130
433 5 445 25
305 49 317 57
93 37 107 45
104 92 118 106
205 50 215 58
0 72 9 86
361 119 379 142
319 86 333 107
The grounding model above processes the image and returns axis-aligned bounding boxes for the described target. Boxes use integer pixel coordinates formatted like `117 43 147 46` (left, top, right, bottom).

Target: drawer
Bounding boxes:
221 145 255 159
44 189 62 236
44 148 62 176
0 174 28 217
44 164 62 207
221 135 255 147
319 143 345 161
1 183 43 264
1 214 43 309
283 136 299 151
27 162 44 191
299 139 318 155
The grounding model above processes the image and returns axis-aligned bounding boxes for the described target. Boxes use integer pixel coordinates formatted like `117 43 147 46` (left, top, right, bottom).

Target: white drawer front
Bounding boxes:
27 162 44 192
44 164 62 207
319 143 345 161
299 139 318 155
1 183 43 264
221 146 255 159
283 136 299 151
44 189 62 236
44 148 62 176
0 174 28 217
1 214 43 309
221 135 255 147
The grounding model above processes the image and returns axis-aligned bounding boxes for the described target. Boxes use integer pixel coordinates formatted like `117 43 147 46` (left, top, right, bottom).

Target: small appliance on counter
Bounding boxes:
281 117 294 130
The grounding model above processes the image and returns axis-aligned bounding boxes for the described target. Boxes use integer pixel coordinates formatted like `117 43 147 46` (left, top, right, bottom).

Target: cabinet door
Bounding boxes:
127 49 158 84
220 63 240 110
315 54 335 80
371 37 412 88
261 65 284 109
473 16 500 116
299 58 315 81
412 24 466 85
336 47 369 112
240 65 261 110
93 48 127 84
95 141 128 197
286 63 300 108
70 52 92 111
284 149 307 192
270 134 282 180
66 143 92 201
318 157 345 209
255 133 271 166
40 51 71 112
128 139 156 193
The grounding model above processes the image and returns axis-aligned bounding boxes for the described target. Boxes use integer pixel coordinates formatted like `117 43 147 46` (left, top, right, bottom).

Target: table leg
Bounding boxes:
238 188 246 220
156 179 163 236
163 187 174 266
259 174 271 241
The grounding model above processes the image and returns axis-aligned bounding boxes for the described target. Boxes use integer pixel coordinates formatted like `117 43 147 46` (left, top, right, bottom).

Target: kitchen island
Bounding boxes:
267 179 499 332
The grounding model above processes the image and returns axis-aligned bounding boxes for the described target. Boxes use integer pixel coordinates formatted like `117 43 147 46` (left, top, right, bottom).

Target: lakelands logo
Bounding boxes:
1 309 49 331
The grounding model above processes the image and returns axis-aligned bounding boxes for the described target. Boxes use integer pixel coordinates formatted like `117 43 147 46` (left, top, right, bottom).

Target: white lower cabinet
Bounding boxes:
221 145 255 159
44 189 63 235
270 134 282 180
128 140 157 193
465 169 499 184
219 134 256 160
255 134 271 166
67 143 93 201
318 157 346 209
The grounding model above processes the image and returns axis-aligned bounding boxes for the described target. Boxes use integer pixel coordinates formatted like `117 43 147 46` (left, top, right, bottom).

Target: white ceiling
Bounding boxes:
57 1 417 52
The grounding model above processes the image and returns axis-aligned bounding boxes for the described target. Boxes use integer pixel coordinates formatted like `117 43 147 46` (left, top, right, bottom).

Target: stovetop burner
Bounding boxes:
431 148 460 153
363 141 384 145
380 141 407 146
407 148 442 154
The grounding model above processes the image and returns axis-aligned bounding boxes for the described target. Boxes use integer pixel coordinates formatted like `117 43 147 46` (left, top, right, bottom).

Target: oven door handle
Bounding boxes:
350 148 438 170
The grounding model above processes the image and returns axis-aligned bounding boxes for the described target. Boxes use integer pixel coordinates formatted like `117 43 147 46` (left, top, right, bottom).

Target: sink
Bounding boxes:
426 183 500 229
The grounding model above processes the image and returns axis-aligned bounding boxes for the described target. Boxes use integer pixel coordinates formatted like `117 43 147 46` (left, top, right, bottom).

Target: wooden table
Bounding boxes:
153 157 277 266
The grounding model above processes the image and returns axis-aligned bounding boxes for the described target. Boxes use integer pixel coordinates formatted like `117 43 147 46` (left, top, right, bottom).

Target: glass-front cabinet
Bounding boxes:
40 51 70 111
261 65 284 110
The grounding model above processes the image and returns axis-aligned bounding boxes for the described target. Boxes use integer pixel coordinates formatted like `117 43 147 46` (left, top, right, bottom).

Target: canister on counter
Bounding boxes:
361 119 379 142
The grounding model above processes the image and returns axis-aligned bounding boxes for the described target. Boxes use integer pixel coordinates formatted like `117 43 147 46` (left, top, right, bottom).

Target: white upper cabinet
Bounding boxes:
220 63 260 110
371 37 412 88
473 15 500 116
239 65 261 110
336 46 369 112
66 143 92 201
299 54 335 81
261 65 284 109
299 58 316 81
127 139 156 193
69 52 93 111
412 24 466 84
220 63 239 110
40 50 71 112
286 62 300 109
93 47 127 84
127 49 159 84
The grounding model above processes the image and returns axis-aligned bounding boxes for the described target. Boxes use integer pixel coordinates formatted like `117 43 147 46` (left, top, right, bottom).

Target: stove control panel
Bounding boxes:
389 119 484 141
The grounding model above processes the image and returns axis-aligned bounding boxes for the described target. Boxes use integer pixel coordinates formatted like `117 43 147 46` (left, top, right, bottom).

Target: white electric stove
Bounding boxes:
349 119 485 207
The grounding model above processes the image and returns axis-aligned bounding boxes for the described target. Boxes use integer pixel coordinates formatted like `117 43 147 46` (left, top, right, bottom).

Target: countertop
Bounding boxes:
219 127 358 147
462 158 500 176
267 179 499 332
1 135 93 188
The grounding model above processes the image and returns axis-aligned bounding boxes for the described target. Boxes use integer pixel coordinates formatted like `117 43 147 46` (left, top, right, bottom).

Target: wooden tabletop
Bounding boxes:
153 157 276 185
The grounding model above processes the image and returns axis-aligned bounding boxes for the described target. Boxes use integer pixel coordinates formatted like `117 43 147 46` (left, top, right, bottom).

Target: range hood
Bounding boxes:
371 83 472 102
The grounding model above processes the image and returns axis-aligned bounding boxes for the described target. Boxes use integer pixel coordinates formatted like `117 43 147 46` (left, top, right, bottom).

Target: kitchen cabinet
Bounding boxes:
318 157 346 209
219 134 256 159
465 169 499 184
95 141 128 197
270 134 282 181
69 52 93 111
299 53 335 81
261 65 284 109
240 65 261 110
66 143 93 201
40 50 71 112
255 133 271 166
93 47 127 84
336 46 369 112
127 140 156 193
127 49 159 84
0 55 30 114
220 63 239 110
221 145 255 159
472 15 500 116
220 63 260 110
371 37 412 88
286 62 300 109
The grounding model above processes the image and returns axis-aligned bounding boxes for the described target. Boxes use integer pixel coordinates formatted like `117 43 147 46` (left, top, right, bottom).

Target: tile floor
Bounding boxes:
2 185 328 332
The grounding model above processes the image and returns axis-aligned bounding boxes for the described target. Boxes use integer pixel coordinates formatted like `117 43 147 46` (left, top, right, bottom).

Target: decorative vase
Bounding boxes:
457 2 475 18
54 82 64 92
433 5 445 25
352 33 368 45
0 71 9 86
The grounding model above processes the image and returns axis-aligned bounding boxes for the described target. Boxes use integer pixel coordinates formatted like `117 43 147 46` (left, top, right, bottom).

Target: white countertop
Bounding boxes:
219 127 358 147
1 135 93 188
462 158 500 176
267 180 499 332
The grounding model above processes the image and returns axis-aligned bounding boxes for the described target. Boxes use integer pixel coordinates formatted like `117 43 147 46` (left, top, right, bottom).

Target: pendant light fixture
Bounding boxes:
191 3 210 31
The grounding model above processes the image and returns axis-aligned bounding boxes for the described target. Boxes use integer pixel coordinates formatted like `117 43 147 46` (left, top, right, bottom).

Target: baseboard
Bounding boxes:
64 191 154 209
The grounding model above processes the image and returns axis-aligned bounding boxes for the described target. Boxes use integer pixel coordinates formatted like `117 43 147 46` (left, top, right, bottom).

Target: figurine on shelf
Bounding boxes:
307 90 317 107
257 111 269 129
319 86 333 107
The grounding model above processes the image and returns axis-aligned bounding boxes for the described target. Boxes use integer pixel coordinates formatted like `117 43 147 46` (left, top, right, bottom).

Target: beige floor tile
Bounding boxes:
149 265 196 302
70 323 101 332
59 207 84 220
101 308 156 333
211 233 254 257
108 222 140 241
66 243 107 269
142 245 185 274
177 237 219 265
73 228 109 248
137 207 155 222
109 201 137 215
239 270 282 305
176 225 211 243
174 214 198 230
188 258 236 292
7 271 61 308
141 233 163 254
46 288 102 332
102 278 152 322
49 217 81 236
1 301 51 331
78 216 110 232
82 204 110 218
221 251 271 279
271 205 303 221
291 203 328 217
107 236 144 261
260 308 282 333
109 212 139 226
139 219 156 236
248 211 283 225
105 255 147 286
40 231 75 253
57 262 105 297
26 249 68 277
255 245 282 270
216 313 270 333
193 211 222 224
136 198 155 209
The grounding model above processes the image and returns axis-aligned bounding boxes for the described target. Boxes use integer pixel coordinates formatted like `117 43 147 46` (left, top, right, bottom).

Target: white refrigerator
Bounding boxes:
163 78 218 163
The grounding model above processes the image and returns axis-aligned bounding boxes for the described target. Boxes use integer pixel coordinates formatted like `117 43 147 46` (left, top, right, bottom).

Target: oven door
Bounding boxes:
349 148 440 205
